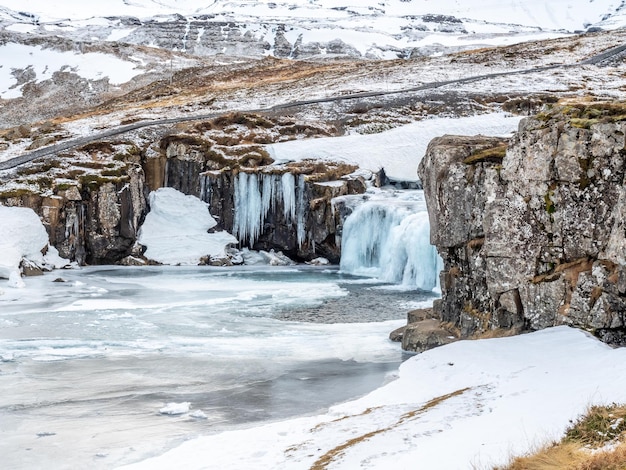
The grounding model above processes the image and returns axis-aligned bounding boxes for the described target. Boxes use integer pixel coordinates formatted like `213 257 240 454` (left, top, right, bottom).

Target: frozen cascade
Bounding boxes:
232 172 307 247
281 173 296 221
339 190 442 291
233 172 263 246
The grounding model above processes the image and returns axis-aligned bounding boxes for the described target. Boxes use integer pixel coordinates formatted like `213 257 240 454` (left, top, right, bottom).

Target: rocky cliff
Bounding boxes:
0 113 368 267
418 102 626 345
0 143 147 265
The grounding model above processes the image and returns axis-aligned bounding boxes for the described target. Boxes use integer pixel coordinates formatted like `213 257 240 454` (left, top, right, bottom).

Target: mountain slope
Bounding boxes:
1 0 625 32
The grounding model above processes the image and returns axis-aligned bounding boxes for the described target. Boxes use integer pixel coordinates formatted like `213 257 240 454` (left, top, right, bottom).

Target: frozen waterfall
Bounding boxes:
232 172 306 247
339 190 442 291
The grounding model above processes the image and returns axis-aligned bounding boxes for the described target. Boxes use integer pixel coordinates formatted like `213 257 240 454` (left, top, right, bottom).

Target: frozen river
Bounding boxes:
0 265 436 469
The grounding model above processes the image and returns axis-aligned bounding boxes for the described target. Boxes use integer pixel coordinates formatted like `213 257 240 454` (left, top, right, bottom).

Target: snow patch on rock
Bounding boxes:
137 187 238 265
0 204 70 283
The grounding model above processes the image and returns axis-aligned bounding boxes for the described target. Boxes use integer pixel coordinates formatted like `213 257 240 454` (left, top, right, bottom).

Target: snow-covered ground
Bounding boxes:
0 43 140 99
119 326 626 470
268 113 522 181
0 0 623 100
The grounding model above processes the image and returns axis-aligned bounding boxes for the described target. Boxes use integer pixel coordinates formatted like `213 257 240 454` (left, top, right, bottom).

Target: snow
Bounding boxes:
0 43 140 99
0 205 49 280
118 326 626 470
267 113 522 182
4 23 37 33
137 187 238 265
2 0 623 32
7 270 25 288
159 402 191 416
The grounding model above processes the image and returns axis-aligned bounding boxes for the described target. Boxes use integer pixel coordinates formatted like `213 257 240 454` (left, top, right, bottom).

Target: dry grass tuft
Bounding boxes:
499 441 626 470
496 404 626 470
463 144 508 165
471 327 522 340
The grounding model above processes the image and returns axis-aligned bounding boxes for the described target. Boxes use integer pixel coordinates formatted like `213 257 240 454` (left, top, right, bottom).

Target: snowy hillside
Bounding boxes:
1 0 625 66
1 0 625 31
0 0 624 126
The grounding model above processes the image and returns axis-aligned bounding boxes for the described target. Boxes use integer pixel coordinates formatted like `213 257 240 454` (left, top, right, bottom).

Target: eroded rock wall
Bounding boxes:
159 135 366 262
0 164 147 265
419 106 626 344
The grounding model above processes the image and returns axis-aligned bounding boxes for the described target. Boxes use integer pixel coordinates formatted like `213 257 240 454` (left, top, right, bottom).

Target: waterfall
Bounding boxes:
339 190 442 291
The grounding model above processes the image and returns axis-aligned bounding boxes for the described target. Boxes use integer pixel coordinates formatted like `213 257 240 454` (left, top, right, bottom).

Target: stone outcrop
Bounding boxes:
389 308 459 352
160 133 367 262
418 103 626 345
0 163 147 265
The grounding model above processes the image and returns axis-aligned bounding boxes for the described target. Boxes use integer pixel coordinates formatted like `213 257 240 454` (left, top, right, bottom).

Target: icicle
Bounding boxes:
281 173 296 222
262 173 274 217
233 172 263 246
199 174 208 202
231 171 310 249
296 174 307 248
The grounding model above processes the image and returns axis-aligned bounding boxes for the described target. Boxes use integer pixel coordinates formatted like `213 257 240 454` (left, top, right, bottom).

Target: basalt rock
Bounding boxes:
1 115 363 266
0 163 147 265
151 126 367 262
418 103 626 345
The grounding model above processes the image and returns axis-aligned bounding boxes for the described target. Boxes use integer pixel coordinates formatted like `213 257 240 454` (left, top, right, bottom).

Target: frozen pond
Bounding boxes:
0 265 436 469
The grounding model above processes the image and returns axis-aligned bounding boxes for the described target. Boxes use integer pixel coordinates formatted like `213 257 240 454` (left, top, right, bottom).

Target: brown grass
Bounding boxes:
463 144 508 165
497 404 626 470
310 388 471 470
310 407 381 433
471 327 522 340
499 441 626 470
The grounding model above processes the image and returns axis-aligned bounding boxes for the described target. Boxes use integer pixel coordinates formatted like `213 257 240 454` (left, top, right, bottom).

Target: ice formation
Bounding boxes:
230 171 307 247
159 402 191 416
339 190 442 291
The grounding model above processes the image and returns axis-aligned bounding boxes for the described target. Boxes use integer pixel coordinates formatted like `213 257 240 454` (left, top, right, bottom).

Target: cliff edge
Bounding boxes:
418 102 626 346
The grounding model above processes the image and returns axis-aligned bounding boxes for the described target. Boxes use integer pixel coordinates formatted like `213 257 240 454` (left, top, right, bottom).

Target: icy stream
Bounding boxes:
0 266 437 469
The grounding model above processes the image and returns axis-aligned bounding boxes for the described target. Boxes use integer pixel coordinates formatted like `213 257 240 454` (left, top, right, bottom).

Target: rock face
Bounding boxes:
0 114 366 265
419 104 626 345
160 134 367 262
0 165 147 265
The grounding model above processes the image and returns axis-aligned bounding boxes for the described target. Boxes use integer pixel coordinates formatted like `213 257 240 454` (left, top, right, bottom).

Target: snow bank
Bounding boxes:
267 113 522 182
117 326 626 470
0 205 68 282
137 187 238 265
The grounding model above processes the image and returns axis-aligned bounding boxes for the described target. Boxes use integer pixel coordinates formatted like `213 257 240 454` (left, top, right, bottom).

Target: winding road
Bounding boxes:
1 42 625 172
